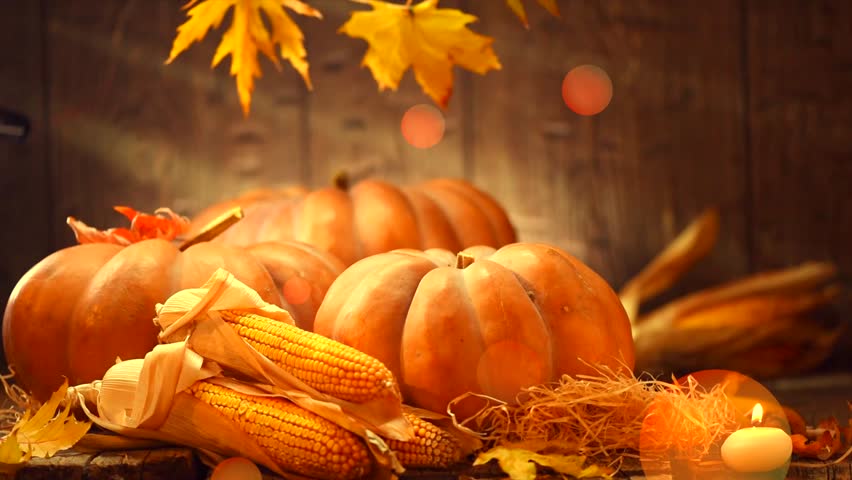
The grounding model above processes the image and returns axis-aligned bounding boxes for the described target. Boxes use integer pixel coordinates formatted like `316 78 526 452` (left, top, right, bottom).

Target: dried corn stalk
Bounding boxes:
622 209 846 378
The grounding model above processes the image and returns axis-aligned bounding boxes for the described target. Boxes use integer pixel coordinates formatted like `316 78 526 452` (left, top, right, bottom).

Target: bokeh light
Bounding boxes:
282 276 312 306
561 64 613 116
211 457 262 480
639 369 790 480
400 104 445 149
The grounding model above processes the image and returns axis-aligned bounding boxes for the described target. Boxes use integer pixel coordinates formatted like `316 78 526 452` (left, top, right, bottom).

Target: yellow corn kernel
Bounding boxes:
218 309 400 403
189 380 371 480
386 413 463 468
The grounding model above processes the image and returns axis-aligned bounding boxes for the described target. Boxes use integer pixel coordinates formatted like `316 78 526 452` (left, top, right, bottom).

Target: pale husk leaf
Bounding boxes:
69 343 292 477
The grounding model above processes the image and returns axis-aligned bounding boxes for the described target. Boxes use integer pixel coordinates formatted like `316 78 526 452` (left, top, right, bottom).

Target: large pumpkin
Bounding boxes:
314 243 635 419
188 176 517 266
2 210 344 400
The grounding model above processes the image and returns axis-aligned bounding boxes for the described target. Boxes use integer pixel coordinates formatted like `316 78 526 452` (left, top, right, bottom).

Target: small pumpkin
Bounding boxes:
188 174 517 266
2 207 343 400
314 243 635 419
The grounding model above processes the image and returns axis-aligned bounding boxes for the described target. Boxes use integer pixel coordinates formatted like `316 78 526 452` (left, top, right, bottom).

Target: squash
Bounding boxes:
188 174 517 266
313 244 635 419
2 208 343 400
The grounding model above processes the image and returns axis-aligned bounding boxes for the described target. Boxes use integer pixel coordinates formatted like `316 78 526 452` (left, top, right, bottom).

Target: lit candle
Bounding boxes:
721 403 793 473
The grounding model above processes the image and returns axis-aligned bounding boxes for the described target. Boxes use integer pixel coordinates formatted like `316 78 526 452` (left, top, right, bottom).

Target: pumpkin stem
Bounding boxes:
332 165 378 191
332 170 350 191
456 252 476 269
178 207 244 251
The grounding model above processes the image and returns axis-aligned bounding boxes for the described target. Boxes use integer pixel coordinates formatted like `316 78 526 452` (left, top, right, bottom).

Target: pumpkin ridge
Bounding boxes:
422 179 504 244
406 186 469 249
504 267 556 373
401 188 463 251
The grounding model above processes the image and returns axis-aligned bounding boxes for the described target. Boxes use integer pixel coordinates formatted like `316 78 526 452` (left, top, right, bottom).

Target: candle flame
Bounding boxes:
750 403 764 426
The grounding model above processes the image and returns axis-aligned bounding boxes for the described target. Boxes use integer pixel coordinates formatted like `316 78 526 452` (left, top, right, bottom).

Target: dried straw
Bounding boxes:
451 365 740 463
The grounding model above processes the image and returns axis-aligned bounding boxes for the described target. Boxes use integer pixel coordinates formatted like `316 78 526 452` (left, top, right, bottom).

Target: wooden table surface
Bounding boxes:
1 373 849 480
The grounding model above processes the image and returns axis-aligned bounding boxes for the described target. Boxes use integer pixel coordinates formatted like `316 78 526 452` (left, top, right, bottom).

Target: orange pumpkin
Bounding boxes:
314 244 635 419
2 208 344 400
188 176 517 266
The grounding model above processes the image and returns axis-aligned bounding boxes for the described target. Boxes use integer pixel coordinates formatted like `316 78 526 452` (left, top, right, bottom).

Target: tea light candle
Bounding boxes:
721 403 792 473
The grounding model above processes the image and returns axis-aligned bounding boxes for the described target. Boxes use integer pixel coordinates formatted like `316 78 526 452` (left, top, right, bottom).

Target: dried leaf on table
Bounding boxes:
505 0 561 29
473 446 612 480
340 0 502 108
0 379 91 470
67 206 191 245
166 0 322 116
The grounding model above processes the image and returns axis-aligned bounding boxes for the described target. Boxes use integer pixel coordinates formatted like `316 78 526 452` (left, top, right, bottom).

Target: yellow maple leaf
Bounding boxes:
166 0 322 116
474 446 613 480
340 0 502 108
0 379 91 470
506 0 561 29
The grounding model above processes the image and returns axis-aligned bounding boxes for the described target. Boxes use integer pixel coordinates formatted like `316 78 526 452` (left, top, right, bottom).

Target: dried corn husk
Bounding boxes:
619 208 720 322
624 208 846 378
68 342 399 480
153 267 412 442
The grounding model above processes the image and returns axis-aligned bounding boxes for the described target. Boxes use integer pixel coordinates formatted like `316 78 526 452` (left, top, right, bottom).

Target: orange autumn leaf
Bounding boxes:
340 0 502 108
166 0 322 116
67 206 191 246
506 0 561 29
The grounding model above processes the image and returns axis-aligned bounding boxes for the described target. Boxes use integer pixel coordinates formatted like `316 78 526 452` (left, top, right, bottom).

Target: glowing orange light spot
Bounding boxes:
562 64 613 116
283 276 312 306
401 104 445 149
211 457 262 480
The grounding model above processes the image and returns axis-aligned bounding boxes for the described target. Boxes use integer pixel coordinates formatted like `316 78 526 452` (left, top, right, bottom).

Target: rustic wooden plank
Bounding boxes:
466 1 750 297
86 450 147 480
0 450 96 480
302 0 467 187
0 448 197 480
745 0 852 372
140 448 198 480
0 1 52 367
43 0 307 247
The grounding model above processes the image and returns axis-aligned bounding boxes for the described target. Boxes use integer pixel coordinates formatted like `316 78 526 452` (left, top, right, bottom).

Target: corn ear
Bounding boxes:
218 309 400 404
386 412 463 468
189 380 372 480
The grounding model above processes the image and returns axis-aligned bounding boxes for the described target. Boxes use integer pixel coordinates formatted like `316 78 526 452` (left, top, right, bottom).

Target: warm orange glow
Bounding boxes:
401 104 446 149
211 457 262 480
561 64 613 116
283 276 312 306
751 403 764 426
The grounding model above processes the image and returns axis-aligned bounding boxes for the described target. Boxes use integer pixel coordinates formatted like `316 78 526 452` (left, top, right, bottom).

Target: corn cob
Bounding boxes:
189 380 372 480
218 309 400 403
385 413 463 468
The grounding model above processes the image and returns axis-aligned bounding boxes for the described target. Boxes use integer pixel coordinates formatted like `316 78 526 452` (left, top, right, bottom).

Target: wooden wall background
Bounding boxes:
1 1 850 370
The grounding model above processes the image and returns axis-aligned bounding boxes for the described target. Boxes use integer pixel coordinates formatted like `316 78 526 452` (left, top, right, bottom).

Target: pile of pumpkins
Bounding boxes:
3 176 635 420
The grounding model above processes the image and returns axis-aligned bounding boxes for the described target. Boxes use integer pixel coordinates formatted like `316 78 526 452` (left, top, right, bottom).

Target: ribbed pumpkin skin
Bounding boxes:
2 239 285 401
314 243 635 420
244 241 345 331
188 178 517 266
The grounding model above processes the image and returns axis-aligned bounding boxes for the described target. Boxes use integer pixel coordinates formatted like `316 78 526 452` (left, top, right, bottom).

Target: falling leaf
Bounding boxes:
0 380 91 468
67 207 191 246
340 0 502 108
473 446 613 480
166 0 322 116
506 0 561 29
